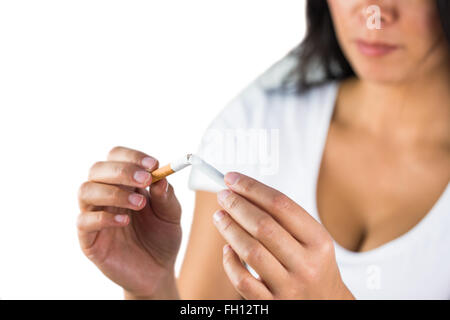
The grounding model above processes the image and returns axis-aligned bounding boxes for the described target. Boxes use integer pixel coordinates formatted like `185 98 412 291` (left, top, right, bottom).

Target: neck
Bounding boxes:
337 63 450 146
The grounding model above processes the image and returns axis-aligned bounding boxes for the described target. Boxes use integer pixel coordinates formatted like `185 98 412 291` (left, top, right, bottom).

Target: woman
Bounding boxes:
77 0 450 299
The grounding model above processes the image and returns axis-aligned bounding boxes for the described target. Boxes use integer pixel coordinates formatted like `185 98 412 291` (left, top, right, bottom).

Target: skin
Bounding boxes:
77 0 450 299
213 173 354 299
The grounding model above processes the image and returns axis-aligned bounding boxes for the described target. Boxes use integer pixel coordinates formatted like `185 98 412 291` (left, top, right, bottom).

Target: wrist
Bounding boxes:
124 273 180 300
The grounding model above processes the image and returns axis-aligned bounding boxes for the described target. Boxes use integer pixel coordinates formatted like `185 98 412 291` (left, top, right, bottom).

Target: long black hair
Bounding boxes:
282 0 450 93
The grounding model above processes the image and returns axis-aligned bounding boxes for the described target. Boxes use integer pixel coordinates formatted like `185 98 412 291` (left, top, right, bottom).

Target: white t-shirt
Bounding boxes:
187 57 450 300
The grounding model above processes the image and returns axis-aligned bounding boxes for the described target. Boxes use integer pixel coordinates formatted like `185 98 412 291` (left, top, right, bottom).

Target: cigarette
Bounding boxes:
147 153 226 188
188 154 227 188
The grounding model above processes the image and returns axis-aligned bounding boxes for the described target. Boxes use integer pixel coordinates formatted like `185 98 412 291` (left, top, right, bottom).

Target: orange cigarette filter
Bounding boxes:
149 164 174 184
146 154 192 184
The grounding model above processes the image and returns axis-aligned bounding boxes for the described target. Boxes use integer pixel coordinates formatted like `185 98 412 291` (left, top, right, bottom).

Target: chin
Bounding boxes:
348 52 413 85
353 65 409 85
345 44 423 85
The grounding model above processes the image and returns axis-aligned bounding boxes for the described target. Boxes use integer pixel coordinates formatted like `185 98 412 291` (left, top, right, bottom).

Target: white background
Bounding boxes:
0 0 305 299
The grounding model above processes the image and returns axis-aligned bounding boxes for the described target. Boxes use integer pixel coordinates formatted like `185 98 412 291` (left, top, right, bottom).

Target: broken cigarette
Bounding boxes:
147 153 226 188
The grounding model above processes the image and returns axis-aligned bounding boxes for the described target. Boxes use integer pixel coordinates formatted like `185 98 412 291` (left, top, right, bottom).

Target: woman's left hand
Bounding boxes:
213 172 355 300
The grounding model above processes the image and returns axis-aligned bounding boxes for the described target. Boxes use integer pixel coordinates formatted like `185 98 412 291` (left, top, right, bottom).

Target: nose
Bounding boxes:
360 0 398 28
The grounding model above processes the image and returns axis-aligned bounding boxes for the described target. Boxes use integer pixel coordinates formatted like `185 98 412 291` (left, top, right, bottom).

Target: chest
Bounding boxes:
316 124 450 252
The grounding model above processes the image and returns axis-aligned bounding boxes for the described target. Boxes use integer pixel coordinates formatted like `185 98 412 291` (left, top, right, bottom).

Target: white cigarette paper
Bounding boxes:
187 154 227 189
170 154 193 172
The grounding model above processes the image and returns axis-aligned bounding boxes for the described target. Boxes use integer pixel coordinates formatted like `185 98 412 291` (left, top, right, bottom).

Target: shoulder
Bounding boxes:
209 56 339 131
189 58 339 192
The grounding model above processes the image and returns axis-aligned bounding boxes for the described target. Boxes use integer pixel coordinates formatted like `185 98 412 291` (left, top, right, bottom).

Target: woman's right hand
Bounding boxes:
77 146 182 299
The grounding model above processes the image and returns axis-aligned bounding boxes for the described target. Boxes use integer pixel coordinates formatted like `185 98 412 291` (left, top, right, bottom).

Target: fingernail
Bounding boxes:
224 172 240 185
114 214 128 223
134 170 151 184
129 193 144 207
217 189 232 203
142 157 157 169
223 244 231 254
213 210 225 223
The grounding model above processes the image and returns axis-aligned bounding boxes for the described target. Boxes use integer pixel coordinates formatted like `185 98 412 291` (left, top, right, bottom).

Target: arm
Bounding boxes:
177 190 242 300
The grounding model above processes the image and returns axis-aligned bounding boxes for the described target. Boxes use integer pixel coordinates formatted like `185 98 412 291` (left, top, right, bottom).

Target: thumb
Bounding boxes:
149 178 181 224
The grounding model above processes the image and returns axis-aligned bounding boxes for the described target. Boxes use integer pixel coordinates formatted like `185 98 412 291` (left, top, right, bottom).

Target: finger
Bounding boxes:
149 178 182 224
222 244 273 300
224 172 325 245
78 181 147 212
88 161 152 188
217 189 304 271
107 146 158 170
77 211 129 249
213 210 288 293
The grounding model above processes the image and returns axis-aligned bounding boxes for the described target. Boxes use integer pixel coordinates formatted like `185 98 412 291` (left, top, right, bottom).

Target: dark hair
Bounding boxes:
282 0 450 93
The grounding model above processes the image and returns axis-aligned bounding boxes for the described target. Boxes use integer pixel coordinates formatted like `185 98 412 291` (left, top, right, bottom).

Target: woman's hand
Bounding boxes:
77 146 182 299
213 172 354 300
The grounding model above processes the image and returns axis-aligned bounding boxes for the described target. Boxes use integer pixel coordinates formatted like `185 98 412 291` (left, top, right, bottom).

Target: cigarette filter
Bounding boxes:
148 154 192 184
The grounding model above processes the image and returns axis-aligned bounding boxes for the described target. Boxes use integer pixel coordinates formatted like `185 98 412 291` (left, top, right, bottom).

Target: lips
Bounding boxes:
355 39 399 57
